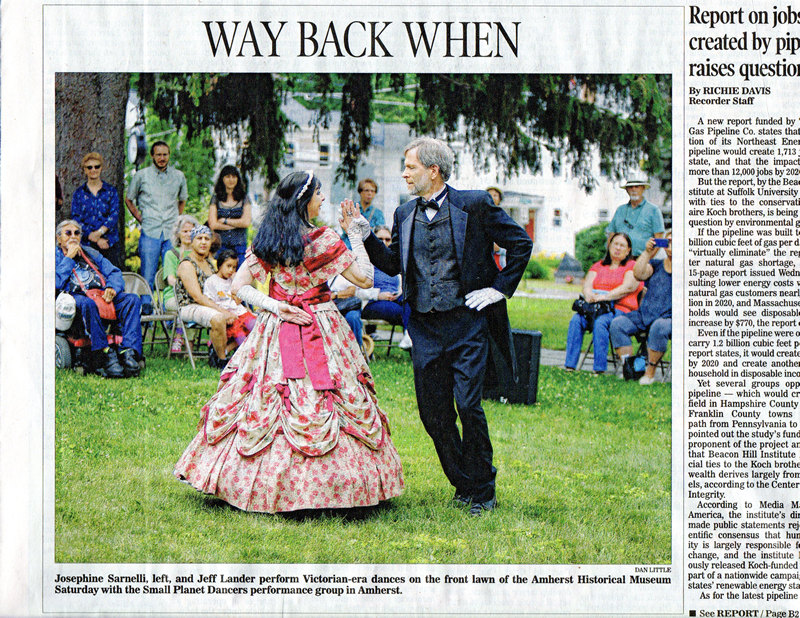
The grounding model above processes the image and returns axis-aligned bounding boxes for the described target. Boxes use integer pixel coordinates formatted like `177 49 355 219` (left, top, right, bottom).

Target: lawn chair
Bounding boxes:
578 336 619 373
633 328 671 382
154 268 207 370
122 271 173 355
362 318 400 358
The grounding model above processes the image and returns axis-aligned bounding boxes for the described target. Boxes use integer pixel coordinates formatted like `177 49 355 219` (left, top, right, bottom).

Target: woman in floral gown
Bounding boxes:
174 171 404 513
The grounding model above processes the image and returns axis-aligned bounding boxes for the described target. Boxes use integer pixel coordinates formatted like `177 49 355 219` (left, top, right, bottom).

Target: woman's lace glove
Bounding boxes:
347 213 372 240
346 219 374 283
235 284 281 314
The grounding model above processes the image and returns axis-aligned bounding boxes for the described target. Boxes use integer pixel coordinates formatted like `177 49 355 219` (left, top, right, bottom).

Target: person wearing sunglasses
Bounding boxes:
55 219 143 378
70 152 122 268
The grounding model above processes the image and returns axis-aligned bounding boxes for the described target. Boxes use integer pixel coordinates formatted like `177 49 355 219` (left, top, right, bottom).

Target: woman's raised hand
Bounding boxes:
339 198 356 231
339 199 370 238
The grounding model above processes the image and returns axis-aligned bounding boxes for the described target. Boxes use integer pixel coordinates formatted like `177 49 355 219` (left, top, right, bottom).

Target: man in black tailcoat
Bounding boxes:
343 137 532 515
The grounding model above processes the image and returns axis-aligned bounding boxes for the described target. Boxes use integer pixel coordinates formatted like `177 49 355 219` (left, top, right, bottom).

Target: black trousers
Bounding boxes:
408 306 496 502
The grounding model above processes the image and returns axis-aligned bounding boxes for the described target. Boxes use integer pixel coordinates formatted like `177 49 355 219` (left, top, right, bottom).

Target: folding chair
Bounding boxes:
154 268 207 370
361 318 399 358
122 271 173 355
578 334 619 372
634 329 671 382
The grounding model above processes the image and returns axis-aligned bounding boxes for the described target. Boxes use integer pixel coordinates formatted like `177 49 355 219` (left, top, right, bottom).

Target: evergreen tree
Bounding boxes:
137 73 671 192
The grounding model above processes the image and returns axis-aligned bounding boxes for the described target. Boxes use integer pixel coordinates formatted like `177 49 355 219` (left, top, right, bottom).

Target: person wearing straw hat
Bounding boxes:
606 173 664 257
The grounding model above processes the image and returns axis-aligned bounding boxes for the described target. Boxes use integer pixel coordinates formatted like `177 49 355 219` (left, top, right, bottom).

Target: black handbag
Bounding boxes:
571 295 615 330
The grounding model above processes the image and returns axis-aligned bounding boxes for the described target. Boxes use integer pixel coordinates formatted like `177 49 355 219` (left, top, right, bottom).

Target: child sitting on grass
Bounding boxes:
202 248 257 358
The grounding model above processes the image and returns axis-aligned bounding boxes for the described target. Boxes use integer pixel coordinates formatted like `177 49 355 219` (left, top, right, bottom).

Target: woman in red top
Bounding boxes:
564 233 643 374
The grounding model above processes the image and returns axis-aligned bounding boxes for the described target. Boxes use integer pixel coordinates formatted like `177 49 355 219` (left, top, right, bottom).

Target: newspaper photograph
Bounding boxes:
0 0 798 616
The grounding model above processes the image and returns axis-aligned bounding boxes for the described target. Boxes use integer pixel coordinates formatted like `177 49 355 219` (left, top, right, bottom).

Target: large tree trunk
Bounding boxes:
55 73 129 246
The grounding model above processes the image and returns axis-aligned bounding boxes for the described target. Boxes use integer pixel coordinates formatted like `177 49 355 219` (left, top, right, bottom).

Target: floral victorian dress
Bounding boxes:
174 228 404 512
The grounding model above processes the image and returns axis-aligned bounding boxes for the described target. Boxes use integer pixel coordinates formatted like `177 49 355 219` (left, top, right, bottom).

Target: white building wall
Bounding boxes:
450 144 668 257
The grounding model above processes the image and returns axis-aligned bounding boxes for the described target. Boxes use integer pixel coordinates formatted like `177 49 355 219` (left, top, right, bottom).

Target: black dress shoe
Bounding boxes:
96 348 124 379
469 496 497 516
119 348 141 378
452 491 472 507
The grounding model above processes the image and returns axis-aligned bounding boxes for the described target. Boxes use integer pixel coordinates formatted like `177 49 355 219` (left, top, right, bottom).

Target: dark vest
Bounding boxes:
408 200 463 313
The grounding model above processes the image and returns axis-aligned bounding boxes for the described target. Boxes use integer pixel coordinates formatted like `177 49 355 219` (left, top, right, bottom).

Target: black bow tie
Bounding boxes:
418 197 440 211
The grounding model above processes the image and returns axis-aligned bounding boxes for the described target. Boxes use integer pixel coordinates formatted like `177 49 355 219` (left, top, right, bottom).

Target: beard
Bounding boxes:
408 177 432 197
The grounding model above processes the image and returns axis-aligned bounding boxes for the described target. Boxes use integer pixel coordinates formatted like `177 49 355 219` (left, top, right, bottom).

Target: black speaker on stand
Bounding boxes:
484 329 542 405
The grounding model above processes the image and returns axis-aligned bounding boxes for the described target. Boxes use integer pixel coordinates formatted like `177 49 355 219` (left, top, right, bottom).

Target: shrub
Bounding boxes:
124 223 141 272
525 255 552 280
184 191 211 224
575 223 608 272
534 251 563 271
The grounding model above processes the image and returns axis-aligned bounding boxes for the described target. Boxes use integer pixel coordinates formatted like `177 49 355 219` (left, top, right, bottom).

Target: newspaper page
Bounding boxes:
1 0 799 616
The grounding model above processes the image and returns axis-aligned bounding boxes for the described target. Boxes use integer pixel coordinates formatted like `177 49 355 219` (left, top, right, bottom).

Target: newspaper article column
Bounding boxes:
686 2 800 613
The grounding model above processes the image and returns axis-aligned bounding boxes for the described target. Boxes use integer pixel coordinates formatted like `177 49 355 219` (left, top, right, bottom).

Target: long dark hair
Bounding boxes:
602 233 633 266
214 165 247 202
251 171 320 266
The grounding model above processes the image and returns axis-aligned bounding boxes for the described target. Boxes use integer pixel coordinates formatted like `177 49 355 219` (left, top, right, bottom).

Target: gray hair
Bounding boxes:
373 224 391 235
171 213 200 247
56 219 83 240
404 137 454 181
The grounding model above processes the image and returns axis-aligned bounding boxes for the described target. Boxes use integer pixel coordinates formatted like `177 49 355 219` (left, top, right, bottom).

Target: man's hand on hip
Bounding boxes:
465 288 504 311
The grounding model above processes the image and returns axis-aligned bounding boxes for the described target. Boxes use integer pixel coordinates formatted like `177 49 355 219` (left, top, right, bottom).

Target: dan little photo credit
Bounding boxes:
53 72 672 564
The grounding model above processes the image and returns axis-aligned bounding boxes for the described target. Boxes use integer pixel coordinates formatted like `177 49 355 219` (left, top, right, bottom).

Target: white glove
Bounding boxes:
235 284 281 314
347 228 374 283
347 213 372 241
465 287 505 311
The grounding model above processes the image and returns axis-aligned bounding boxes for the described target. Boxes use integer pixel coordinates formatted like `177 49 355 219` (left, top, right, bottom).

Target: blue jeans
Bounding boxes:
139 233 173 293
361 298 410 328
343 309 363 348
610 312 672 353
564 309 622 372
75 292 143 354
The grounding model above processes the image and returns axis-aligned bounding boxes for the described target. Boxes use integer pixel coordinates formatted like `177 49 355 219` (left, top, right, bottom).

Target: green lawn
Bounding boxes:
54 349 671 565
507 296 573 350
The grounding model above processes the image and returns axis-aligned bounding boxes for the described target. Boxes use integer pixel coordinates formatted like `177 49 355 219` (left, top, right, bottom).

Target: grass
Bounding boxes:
55 348 671 565
517 278 581 294
507 296 573 350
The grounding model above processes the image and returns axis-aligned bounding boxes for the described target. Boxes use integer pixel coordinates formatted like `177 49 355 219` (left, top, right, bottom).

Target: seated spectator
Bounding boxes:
163 214 200 311
564 233 642 374
55 219 142 378
360 225 412 349
70 152 123 267
610 232 672 385
329 274 365 350
203 248 257 357
174 225 237 369
164 214 200 353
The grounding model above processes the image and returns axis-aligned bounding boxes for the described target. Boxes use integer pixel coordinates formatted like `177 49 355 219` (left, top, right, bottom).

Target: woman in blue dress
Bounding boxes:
70 152 122 268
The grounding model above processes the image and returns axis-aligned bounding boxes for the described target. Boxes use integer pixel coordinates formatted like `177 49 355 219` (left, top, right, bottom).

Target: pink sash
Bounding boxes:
269 281 335 391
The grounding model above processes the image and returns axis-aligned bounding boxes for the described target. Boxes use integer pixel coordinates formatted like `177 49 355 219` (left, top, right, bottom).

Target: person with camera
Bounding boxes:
610 232 672 385
564 232 642 375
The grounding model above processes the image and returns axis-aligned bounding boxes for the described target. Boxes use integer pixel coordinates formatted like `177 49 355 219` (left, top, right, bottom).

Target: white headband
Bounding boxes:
297 170 314 200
